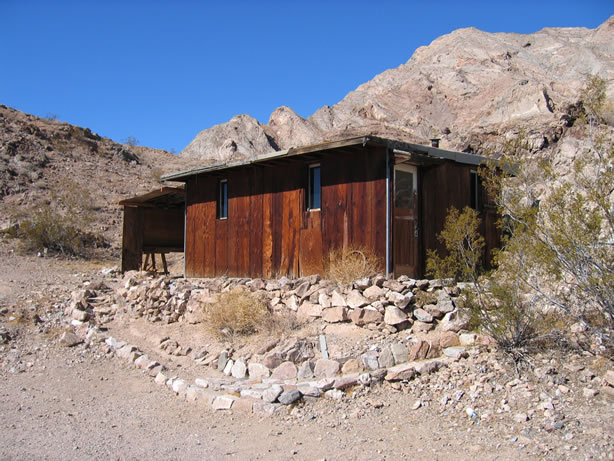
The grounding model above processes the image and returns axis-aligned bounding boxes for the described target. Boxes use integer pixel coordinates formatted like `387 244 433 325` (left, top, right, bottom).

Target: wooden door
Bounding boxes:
393 164 420 277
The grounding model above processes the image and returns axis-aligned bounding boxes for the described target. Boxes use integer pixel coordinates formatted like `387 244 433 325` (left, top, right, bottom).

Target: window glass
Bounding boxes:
308 165 321 210
218 180 228 219
395 170 414 209
470 171 480 211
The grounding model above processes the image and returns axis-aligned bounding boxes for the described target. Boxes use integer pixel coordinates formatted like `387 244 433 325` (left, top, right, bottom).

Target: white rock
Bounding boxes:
231 359 248 379
223 359 234 376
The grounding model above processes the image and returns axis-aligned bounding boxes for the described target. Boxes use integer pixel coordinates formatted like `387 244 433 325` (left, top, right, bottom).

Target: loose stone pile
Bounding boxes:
94 271 490 408
116 271 470 334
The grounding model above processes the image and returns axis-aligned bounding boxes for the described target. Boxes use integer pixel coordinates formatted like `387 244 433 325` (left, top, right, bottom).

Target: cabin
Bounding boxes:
156 136 499 280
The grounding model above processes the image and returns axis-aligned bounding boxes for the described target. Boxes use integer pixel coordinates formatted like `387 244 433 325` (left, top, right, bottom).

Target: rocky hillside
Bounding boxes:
182 16 614 162
0 105 197 253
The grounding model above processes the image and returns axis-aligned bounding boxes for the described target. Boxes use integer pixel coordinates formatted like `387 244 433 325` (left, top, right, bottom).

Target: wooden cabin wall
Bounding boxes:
420 162 499 270
320 146 387 263
121 206 143 272
184 146 387 279
121 206 184 272
142 208 184 250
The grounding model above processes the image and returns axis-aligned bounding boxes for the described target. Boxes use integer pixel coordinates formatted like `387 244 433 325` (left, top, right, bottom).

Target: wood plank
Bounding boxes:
215 219 228 275
121 206 144 272
202 179 216 277
262 167 274 278
249 167 264 278
299 228 323 276
272 168 283 276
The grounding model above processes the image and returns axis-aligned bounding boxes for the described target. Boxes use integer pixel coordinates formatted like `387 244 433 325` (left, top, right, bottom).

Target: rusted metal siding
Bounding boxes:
184 145 388 278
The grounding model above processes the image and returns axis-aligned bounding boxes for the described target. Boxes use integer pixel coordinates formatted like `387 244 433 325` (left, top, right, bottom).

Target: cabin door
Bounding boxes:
393 164 420 277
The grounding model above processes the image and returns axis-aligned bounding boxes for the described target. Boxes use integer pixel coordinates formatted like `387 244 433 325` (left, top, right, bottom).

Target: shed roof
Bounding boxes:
160 136 489 182
118 186 185 208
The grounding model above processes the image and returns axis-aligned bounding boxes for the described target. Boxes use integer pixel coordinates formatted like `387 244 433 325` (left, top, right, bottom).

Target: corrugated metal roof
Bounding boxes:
160 136 490 182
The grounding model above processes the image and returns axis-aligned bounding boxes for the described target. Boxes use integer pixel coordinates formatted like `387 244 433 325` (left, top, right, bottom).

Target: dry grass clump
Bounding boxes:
326 246 383 286
202 287 274 339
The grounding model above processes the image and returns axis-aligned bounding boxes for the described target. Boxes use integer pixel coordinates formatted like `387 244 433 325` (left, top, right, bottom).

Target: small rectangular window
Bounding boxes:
470 170 481 211
308 164 321 210
218 179 228 219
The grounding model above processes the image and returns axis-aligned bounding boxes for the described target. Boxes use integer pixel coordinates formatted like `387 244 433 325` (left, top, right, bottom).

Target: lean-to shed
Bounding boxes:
160 136 500 279
119 186 185 272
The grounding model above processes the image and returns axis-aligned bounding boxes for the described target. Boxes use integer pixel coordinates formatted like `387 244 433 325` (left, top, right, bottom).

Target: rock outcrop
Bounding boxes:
180 17 614 161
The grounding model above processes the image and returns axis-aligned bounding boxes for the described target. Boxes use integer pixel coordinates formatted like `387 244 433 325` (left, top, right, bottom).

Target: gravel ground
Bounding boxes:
1 247 613 461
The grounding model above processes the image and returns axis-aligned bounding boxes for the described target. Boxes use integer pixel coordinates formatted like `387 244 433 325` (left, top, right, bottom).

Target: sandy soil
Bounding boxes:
1 244 613 461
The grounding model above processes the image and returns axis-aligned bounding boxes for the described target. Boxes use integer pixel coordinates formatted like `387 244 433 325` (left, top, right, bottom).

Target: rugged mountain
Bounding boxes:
0 105 195 252
182 16 614 162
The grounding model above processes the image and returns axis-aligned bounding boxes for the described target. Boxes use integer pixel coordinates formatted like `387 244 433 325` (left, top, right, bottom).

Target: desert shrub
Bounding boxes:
151 167 164 183
325 245 383 286
426 206 486 282
427 206 540 352
11 179 104 257
202 287 274 338
122 136 139 147
478 75 614 348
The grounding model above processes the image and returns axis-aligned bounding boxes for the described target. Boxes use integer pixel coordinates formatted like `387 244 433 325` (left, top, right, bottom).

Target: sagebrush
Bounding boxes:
202 287 297 339
10 179 104 257
326 246 383 286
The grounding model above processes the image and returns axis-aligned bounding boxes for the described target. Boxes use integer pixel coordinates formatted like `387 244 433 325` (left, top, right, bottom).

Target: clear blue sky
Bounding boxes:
1 1 611 153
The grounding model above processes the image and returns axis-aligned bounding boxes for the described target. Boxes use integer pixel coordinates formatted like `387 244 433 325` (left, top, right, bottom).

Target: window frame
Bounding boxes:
470 170 481 211
307 163 321 211
217 179 228 219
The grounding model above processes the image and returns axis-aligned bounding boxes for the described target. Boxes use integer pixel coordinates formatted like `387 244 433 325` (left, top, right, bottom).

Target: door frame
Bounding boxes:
392 163 421 278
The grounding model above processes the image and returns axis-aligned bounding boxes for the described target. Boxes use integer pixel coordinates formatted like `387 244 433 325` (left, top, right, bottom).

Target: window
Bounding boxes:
470 170 481 211
308 164 321 210
218 179 228 219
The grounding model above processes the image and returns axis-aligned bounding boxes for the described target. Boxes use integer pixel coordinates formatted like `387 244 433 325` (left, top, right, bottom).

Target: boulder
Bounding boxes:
439 309 470 332
278 389 302 405
330 290 347 307
383 280 404 292
363 308 384 324
271 361 298 380
384 306 408 325
231 359 248 379
318 293 331 308
408 340 430 361
59 332 82 347
297 360 315 379
361 351 380 370
363 285 385 300
390 343 408 364
378 346 395 368
263 384 283 403
412 320 435 333
341 358 362 374
297 302 323 320
248 362 271 379
314 359 341 378
385 363 417 382
439 331 461 348
413 308 434 323
322 306 348 323
333 374 360 390
387 291 412 309
346 290 369 309
459 333 478 346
